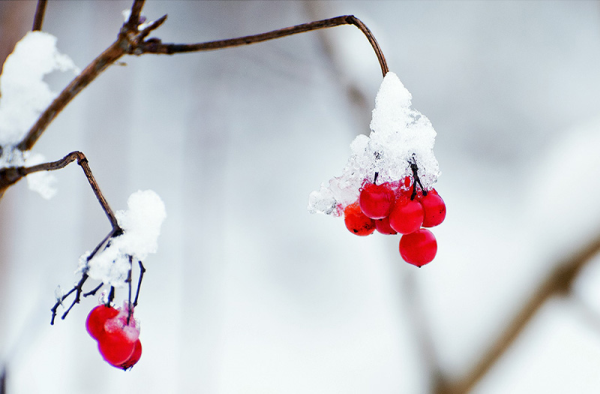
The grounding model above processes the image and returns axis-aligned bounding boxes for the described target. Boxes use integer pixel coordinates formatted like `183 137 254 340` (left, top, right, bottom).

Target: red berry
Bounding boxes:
86 305 119 340
399 229 437 267
98 330 136 366
118 339 142 370
375 217 397 235
388 197 424 234
421 191 446 227
344 202 376 236
359 182 395 219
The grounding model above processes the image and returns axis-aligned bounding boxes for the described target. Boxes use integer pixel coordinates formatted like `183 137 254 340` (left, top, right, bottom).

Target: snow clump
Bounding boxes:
0 31 79 150
0 31 79 197
80 190 167 287
308 71 440 216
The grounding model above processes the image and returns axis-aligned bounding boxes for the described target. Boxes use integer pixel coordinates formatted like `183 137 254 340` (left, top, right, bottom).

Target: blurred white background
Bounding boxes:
1 1 600 393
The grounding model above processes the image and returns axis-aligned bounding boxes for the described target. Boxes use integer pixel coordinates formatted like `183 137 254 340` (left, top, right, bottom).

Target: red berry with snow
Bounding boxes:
388 197 424 234
86 304 119 341
359 182 395 219
344 202 376 236
421 190 446 227
400 228 437 267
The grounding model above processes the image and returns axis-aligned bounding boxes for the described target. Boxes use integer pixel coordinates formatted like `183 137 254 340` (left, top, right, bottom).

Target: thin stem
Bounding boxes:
133 260 146 307
138 15 388 77
32 0 47 31
83 283 104 298
127 256 133 324
50 273 88 325
23 151 118 229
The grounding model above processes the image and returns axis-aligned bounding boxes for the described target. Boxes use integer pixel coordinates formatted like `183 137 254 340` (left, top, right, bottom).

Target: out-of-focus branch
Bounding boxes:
436 234 600 394
31 0 47 31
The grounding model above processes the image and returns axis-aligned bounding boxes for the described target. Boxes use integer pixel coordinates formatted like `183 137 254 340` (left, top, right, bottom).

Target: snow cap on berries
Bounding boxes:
308 71 440 216
81 190 167 287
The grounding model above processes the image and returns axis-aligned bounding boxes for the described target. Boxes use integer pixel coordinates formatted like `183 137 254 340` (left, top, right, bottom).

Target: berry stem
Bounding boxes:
409 159 427 200
127 257 133 325
133 260 146 308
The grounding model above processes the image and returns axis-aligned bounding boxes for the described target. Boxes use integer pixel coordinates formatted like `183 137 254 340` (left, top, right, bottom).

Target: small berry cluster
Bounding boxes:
86 303 142 370
343 166 446 267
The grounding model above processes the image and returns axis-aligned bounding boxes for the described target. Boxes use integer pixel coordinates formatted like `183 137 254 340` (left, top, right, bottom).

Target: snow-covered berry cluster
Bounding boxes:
309 72 445 267
345 171 446 266
86 303 142 370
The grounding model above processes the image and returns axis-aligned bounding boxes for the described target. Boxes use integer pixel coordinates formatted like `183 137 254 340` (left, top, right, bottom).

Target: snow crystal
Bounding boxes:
0 31 79 150
82 190 167 287
308 72 440 216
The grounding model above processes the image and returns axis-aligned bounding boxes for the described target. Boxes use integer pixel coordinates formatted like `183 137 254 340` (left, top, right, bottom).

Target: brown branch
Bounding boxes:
23 151 118 228
436 234 600 394
136 15 389 77
32 0 47 31
15 9 387 154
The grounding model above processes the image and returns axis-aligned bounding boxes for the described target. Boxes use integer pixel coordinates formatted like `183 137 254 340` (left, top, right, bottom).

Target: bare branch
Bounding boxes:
136 15 389 77
23 151 118 228
32 0 47 31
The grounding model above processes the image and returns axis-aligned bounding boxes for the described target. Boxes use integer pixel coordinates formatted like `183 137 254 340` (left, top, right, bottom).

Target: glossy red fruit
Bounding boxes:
344 202 376 236
400 229 437 267
118 339 142 370
86 305 119 340
375 217 397 235
359 182 395 219
388 197 424 234
98 329 136 366
421 191 446 227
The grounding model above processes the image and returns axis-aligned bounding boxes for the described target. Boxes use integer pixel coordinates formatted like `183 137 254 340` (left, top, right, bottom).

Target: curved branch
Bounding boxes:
137 15 389 77
23 151 118 228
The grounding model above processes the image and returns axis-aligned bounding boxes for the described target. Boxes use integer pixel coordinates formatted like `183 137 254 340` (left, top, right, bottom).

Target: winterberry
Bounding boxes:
421 190 446 227
388 197 424 234
344 202 376 236
86 304 119 341
375 216 397 235
98 329 137 366
399 228 437 267
359 182 395 219
118 339 142 370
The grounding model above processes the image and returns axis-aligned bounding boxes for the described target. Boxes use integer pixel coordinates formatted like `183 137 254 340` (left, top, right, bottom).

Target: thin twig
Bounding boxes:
32 0 47 31
23 151 118 228
15 6 388 154
127 256 133 324
83 283 104 298
137 15 389 77
133 260 146 307
50 273 88 325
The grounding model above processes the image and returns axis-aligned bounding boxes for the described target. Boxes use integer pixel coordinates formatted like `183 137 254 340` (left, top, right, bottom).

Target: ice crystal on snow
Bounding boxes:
80 190 167 287
308 72 440 216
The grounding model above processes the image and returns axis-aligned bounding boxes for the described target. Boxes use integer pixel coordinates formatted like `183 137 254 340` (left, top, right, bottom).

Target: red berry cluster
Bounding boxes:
86 304 142 370
344 172 446 267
